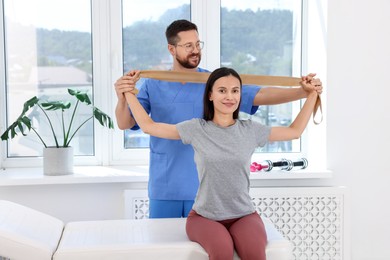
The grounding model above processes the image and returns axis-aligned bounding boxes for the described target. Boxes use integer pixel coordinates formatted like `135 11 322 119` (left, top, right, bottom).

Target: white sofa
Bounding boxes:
0 200 293 260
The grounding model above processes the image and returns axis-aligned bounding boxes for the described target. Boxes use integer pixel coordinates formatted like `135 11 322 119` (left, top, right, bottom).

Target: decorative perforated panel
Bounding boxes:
250 188 345 260
133 197 149 219
124 187 347 260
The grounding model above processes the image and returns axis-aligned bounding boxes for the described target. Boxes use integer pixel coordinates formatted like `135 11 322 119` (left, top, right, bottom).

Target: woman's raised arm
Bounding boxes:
268 89 319 142
125 93 181 140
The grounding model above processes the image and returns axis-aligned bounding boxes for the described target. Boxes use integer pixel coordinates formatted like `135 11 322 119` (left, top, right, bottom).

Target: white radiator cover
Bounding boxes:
124 187 349 260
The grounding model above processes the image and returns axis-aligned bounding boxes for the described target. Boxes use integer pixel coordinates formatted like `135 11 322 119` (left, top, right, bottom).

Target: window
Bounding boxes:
1 0 327 169
120 1 302 153
2 0 93 157
121 0 191 149
220 0 302 153
118 1 326 160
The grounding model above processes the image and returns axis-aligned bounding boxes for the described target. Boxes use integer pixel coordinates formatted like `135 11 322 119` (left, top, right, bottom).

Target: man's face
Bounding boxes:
173 30 202 69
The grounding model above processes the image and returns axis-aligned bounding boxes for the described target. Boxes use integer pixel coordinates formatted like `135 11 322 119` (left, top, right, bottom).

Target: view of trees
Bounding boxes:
221 8 293 76
35 5 293 77
36 28 92 73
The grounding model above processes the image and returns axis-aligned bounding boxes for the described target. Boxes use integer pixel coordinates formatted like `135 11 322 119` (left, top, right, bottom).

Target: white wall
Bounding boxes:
327 0 390 259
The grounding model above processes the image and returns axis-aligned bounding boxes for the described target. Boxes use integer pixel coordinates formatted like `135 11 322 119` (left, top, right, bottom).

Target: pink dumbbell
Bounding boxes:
250 161 270 172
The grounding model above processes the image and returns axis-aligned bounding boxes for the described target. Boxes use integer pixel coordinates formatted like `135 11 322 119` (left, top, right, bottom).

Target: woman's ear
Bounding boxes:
208 90 215 101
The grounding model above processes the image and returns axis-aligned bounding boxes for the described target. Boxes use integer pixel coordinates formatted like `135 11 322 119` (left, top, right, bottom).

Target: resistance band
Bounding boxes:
125 70 322 124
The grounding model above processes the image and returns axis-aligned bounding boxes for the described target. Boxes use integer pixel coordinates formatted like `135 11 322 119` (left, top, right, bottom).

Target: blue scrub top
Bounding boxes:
131 68 260 200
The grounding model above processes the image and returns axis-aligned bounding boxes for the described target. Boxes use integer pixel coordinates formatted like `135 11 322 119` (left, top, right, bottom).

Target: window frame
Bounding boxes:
0 0 327 170
110 0 327 169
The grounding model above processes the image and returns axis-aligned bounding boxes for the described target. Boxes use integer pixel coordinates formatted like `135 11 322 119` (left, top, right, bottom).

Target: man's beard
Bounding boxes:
176 53 201 69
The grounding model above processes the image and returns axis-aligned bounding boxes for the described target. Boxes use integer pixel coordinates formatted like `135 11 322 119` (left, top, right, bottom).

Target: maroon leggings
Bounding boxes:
186 210 267 260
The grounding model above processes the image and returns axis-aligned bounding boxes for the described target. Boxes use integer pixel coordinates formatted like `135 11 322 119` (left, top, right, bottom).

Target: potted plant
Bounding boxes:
1 88 114 175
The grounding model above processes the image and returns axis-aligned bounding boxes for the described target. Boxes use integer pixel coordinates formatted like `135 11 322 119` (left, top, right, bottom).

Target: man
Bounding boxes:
114 19 322 218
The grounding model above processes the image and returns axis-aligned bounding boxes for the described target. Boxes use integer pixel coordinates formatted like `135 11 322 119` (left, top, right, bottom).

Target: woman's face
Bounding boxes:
209 75 241 116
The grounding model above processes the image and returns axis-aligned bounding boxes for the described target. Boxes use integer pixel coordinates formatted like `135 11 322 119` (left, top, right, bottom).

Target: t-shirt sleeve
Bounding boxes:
176 118 200 144
250 120 272 147
240 85 261 115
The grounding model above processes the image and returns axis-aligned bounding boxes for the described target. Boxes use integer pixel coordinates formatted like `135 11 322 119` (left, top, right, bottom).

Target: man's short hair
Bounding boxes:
165 19 198 45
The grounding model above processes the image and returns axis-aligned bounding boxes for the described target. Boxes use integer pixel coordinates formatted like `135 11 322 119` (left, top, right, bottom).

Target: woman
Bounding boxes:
125 67 319 260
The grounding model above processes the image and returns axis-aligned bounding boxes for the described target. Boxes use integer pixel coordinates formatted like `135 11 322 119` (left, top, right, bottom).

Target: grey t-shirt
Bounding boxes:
176 118 271 221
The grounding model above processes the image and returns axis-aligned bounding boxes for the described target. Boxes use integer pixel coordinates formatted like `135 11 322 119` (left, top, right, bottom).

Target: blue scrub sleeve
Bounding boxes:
241 85 261 115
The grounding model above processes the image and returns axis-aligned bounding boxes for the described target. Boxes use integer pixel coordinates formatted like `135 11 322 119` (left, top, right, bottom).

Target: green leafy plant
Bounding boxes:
1 89 114 148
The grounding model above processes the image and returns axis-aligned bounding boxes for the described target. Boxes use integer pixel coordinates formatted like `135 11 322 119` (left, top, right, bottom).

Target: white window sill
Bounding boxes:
0 166 332 187
0 166 149 186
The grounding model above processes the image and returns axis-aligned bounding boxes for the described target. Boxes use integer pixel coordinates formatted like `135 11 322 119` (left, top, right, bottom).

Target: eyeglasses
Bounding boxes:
175 41 204 53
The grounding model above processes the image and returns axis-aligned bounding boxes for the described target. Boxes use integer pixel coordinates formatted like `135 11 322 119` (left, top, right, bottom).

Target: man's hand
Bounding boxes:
114 70 141 101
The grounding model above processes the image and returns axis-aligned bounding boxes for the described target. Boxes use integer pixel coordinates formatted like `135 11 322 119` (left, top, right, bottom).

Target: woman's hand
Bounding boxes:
301 73 323 95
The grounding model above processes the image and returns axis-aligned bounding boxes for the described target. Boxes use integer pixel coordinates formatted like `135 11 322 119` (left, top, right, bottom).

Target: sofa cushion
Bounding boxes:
0 200 64 260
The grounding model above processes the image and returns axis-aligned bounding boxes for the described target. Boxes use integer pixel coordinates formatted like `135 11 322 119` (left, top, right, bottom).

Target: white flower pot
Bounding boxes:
43 147 74 176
